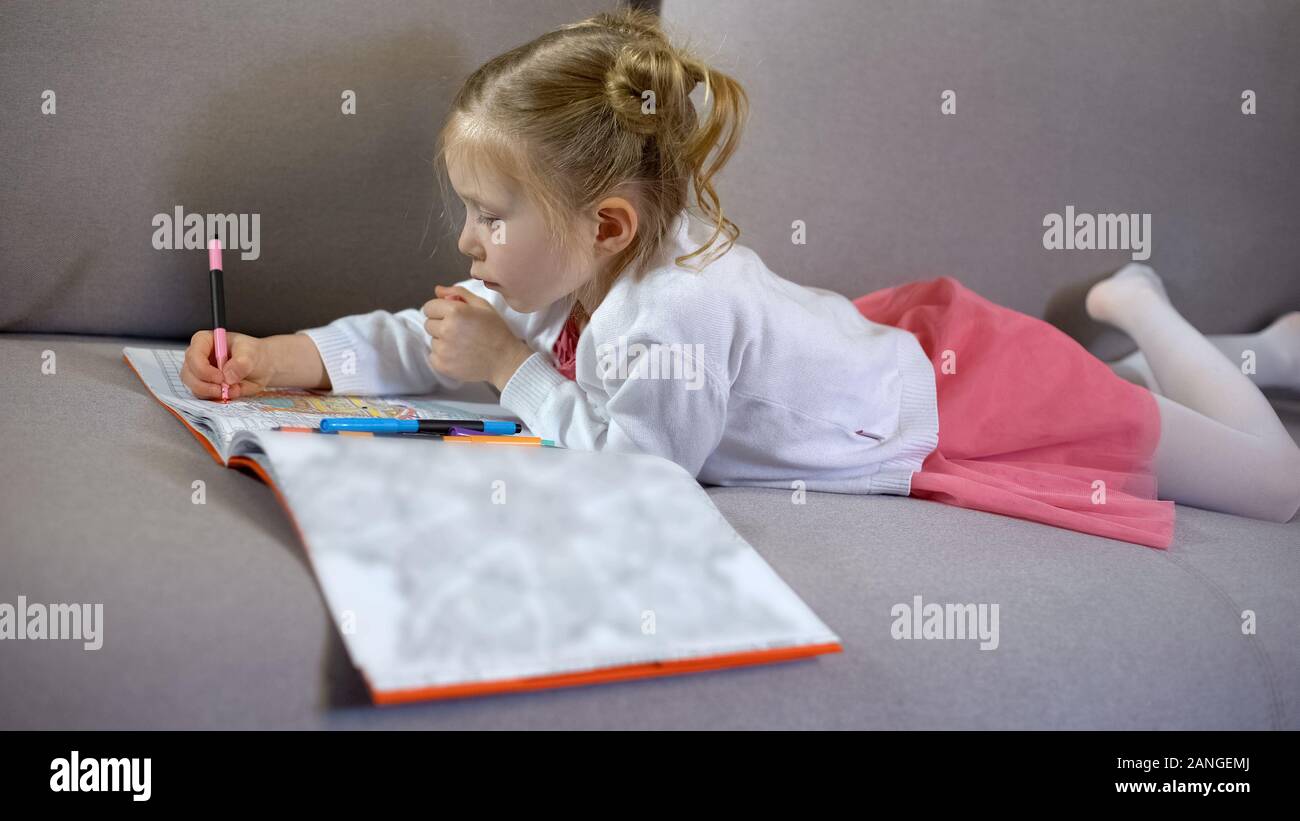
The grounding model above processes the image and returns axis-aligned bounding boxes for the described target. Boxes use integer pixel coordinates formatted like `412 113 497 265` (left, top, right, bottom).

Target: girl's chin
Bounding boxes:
498 291 547 314
500 294 531 312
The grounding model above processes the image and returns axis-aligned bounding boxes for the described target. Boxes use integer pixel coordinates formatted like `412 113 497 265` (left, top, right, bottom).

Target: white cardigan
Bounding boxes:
299 211 939 495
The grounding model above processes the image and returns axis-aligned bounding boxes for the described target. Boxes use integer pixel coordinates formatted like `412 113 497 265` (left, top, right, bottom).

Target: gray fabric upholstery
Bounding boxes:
2 333 1297 729
3 0 1297 728
0 0 618 338
660 0 1300 359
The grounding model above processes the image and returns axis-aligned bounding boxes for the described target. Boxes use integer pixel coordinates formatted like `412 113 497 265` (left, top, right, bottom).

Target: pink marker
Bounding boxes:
208 238 229 402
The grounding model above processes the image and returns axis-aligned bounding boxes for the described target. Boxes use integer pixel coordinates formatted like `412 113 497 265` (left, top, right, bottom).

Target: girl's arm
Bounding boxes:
296 306 465 396
267 331 332 390
499 338 730 477
293 278 522 396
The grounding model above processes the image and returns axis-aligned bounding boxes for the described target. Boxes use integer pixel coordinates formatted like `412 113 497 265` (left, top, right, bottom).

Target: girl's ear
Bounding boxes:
594 197 638 254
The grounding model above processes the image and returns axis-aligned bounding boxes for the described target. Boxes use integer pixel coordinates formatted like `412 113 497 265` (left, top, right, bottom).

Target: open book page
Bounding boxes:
251 429 841 700
124 347 528 462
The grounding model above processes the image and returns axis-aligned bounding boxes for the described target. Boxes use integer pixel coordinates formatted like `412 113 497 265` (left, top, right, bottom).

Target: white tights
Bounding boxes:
1087 265 1300 523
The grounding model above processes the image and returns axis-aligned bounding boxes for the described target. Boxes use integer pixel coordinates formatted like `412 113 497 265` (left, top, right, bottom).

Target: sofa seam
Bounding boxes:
1159 549 1284 729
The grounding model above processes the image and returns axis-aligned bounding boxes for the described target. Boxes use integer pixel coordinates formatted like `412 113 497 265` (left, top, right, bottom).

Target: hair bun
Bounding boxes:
604 40 699 142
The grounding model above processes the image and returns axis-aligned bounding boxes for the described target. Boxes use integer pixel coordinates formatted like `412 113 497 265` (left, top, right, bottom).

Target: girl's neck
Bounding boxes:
571 300 591 334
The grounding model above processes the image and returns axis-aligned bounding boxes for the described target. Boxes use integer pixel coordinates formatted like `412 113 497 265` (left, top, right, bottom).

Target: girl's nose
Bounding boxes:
457 220 481 259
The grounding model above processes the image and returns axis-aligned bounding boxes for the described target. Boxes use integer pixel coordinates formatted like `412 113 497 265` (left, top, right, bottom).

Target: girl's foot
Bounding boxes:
1260 311 1300 388
1085 263 1170 326
1263 310 1300 344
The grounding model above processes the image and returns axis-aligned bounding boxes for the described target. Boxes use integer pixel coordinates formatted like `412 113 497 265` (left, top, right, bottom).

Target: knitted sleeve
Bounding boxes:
499 339 729 478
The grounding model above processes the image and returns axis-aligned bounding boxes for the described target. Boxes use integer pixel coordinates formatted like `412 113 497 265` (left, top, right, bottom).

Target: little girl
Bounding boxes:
180 9 1300 549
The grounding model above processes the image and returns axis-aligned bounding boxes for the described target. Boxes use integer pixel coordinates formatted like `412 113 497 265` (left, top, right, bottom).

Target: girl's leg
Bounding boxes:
1108 311 1300 393
1147 394 1299 522
1086 264 1300 522
1105 348 1161 393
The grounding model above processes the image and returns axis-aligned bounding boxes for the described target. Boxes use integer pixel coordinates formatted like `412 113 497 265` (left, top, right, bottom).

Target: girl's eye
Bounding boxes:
477 214 500 226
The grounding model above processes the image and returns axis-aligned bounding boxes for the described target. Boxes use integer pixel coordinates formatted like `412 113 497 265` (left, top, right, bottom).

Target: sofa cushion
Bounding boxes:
3 332 1296 728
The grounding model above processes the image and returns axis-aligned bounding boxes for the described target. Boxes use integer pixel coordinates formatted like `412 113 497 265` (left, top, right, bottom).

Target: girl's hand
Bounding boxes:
181 330 276 400
422 285 534 391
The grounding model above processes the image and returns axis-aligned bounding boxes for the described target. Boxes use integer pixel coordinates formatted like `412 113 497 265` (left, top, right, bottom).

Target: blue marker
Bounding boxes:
319 418 521 435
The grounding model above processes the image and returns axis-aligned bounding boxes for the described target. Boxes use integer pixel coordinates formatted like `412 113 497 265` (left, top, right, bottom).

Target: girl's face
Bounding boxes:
447 155 593 314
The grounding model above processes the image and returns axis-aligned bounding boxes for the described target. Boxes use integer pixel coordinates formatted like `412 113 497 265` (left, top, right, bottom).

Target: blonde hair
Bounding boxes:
434 6 749 326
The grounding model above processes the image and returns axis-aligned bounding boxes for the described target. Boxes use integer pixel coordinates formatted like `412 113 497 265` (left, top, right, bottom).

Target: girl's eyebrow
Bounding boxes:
458 191 502 212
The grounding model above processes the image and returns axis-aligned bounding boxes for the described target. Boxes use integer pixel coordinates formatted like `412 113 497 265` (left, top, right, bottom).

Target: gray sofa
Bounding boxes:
2 0 1297 729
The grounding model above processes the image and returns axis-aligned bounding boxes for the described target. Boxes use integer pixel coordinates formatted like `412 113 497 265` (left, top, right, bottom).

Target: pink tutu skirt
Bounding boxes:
853 276 1175 549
